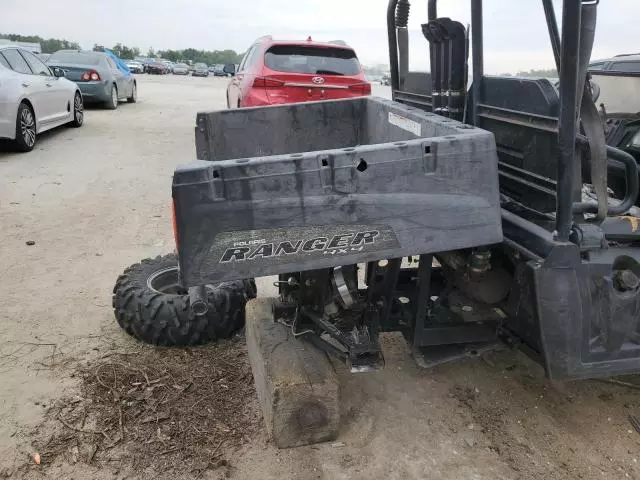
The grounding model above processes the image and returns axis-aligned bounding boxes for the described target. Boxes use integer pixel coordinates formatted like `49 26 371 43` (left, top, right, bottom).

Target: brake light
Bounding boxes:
348 82 372 95
80 70 101 81
253 76 286 88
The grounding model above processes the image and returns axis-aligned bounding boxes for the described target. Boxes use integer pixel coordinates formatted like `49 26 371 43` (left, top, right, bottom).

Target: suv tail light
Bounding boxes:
80 70 101 81
253 76 286 88
348 82 372 95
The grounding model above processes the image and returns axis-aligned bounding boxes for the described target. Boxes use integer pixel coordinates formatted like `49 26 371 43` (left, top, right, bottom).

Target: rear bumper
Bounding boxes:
77 81 112 103
242 89 368 108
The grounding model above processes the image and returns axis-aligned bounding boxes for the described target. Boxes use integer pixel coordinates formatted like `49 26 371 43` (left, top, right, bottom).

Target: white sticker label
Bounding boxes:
388 112 422 136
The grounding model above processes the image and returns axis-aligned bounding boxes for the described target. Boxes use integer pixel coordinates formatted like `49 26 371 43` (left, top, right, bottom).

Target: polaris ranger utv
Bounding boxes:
116 0 640 434
167 0 640 379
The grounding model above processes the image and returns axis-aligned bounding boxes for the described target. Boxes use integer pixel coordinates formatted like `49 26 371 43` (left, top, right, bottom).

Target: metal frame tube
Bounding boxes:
428 0 437 20
555 0 582 241
542 0 562 72
471 0 484 126
387 0 401 92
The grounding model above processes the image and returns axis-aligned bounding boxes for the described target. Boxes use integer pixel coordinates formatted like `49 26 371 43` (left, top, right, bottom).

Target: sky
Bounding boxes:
2 0 639 73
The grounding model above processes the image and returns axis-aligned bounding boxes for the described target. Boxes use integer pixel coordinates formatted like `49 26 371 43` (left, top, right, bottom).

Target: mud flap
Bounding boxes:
533 244 640 380
533 244 585 379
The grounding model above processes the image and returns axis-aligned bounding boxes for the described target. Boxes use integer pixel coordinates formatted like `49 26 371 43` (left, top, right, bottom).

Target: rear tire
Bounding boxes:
106 85 118 110
112 254 256 346
14 102 36 152
69 92 84 128
127 83 137 103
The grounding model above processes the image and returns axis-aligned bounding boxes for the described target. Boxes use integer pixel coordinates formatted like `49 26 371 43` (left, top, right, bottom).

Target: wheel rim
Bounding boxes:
74 94 83 124
132 84 137 101
112 87 118 107
20 107 35 147
147 267 188 295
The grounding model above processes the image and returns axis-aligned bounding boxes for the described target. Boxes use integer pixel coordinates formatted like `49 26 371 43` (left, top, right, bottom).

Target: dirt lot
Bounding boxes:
2 74 640 479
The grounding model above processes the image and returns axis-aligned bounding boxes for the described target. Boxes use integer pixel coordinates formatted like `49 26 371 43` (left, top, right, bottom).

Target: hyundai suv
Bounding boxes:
226 36 371 108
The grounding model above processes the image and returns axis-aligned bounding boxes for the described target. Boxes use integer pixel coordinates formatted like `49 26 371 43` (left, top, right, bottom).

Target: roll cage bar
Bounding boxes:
386 0 638 242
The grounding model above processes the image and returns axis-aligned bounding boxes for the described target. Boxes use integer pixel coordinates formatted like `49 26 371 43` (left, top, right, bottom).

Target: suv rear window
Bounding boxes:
48 52 102 66
264 45 361 76
610 61 640 73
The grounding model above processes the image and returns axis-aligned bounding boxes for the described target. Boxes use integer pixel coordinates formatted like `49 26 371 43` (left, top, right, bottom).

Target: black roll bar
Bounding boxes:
387 0 401 92
555 0 583 241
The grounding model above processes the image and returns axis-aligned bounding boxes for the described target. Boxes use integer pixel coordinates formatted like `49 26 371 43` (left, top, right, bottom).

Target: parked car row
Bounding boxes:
123 58 237 77
0 46 137 152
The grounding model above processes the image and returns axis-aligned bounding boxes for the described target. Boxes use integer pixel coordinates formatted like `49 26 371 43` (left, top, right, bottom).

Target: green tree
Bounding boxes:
515 68 558 78
111 43 140 59
0 33 80 53
157 48 243 65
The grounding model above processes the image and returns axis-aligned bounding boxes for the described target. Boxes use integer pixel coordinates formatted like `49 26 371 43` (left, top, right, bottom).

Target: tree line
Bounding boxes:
0 33 80 53
500 68 558 78
2 33 243 64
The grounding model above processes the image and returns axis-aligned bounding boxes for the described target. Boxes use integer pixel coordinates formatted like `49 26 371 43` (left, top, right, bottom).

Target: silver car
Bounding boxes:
125 60 144 74
173 63 190 75
47 50 137 109
0 45 83 152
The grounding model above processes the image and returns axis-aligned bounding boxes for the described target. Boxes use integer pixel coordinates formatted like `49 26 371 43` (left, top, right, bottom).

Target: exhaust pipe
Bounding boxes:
188 285 208 316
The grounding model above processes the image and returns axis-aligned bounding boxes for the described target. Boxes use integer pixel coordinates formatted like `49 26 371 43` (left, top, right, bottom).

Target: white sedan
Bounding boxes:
0 45 83 152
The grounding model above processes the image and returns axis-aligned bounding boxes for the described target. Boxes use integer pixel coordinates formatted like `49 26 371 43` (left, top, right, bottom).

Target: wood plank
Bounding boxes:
245 298 340 448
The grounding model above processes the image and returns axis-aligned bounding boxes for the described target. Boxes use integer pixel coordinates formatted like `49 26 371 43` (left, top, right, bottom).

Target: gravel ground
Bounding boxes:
2 74 640 479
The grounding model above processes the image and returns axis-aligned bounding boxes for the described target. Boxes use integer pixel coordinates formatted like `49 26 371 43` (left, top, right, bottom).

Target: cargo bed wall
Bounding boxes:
195 97 466 161
195 99 367 161
175 97 502 285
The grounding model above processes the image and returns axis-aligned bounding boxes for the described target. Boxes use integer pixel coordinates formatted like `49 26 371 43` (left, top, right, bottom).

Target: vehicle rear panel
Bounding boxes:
255 43 369 105
46 64 98 82
175 97 502 285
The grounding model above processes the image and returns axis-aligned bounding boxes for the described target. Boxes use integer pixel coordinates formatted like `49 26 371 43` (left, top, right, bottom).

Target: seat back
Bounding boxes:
473 76 561 212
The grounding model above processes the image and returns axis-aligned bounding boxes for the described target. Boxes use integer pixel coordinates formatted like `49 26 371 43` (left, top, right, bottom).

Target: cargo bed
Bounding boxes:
172 96 502 285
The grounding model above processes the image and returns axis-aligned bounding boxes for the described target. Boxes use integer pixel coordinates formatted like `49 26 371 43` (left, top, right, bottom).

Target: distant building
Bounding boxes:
0 39 42 53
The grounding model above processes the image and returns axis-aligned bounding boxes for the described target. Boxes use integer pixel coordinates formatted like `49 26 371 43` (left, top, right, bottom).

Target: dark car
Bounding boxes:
147 60 167 74
192 63 209 77
212 64 227 76
47 50 137 109
223 63 236 77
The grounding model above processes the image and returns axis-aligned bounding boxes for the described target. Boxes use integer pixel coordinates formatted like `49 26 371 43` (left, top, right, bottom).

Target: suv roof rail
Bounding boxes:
328 40 349 46
614 53 640 58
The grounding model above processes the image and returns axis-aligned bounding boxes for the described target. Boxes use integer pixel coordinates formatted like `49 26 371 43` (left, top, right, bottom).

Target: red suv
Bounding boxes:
226 36 371 108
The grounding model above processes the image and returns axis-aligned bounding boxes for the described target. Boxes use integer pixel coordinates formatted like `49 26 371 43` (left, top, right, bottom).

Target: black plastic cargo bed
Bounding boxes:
173 97 502 286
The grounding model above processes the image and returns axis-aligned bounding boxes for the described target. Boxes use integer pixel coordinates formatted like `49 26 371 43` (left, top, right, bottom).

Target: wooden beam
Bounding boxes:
245 298 340 448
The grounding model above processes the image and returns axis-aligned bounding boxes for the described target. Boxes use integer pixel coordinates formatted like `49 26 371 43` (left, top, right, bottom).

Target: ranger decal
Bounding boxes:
219 230 380 263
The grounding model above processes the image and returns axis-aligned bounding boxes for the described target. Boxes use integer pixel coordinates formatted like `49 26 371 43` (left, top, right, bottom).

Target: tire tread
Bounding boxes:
112 254 253 346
